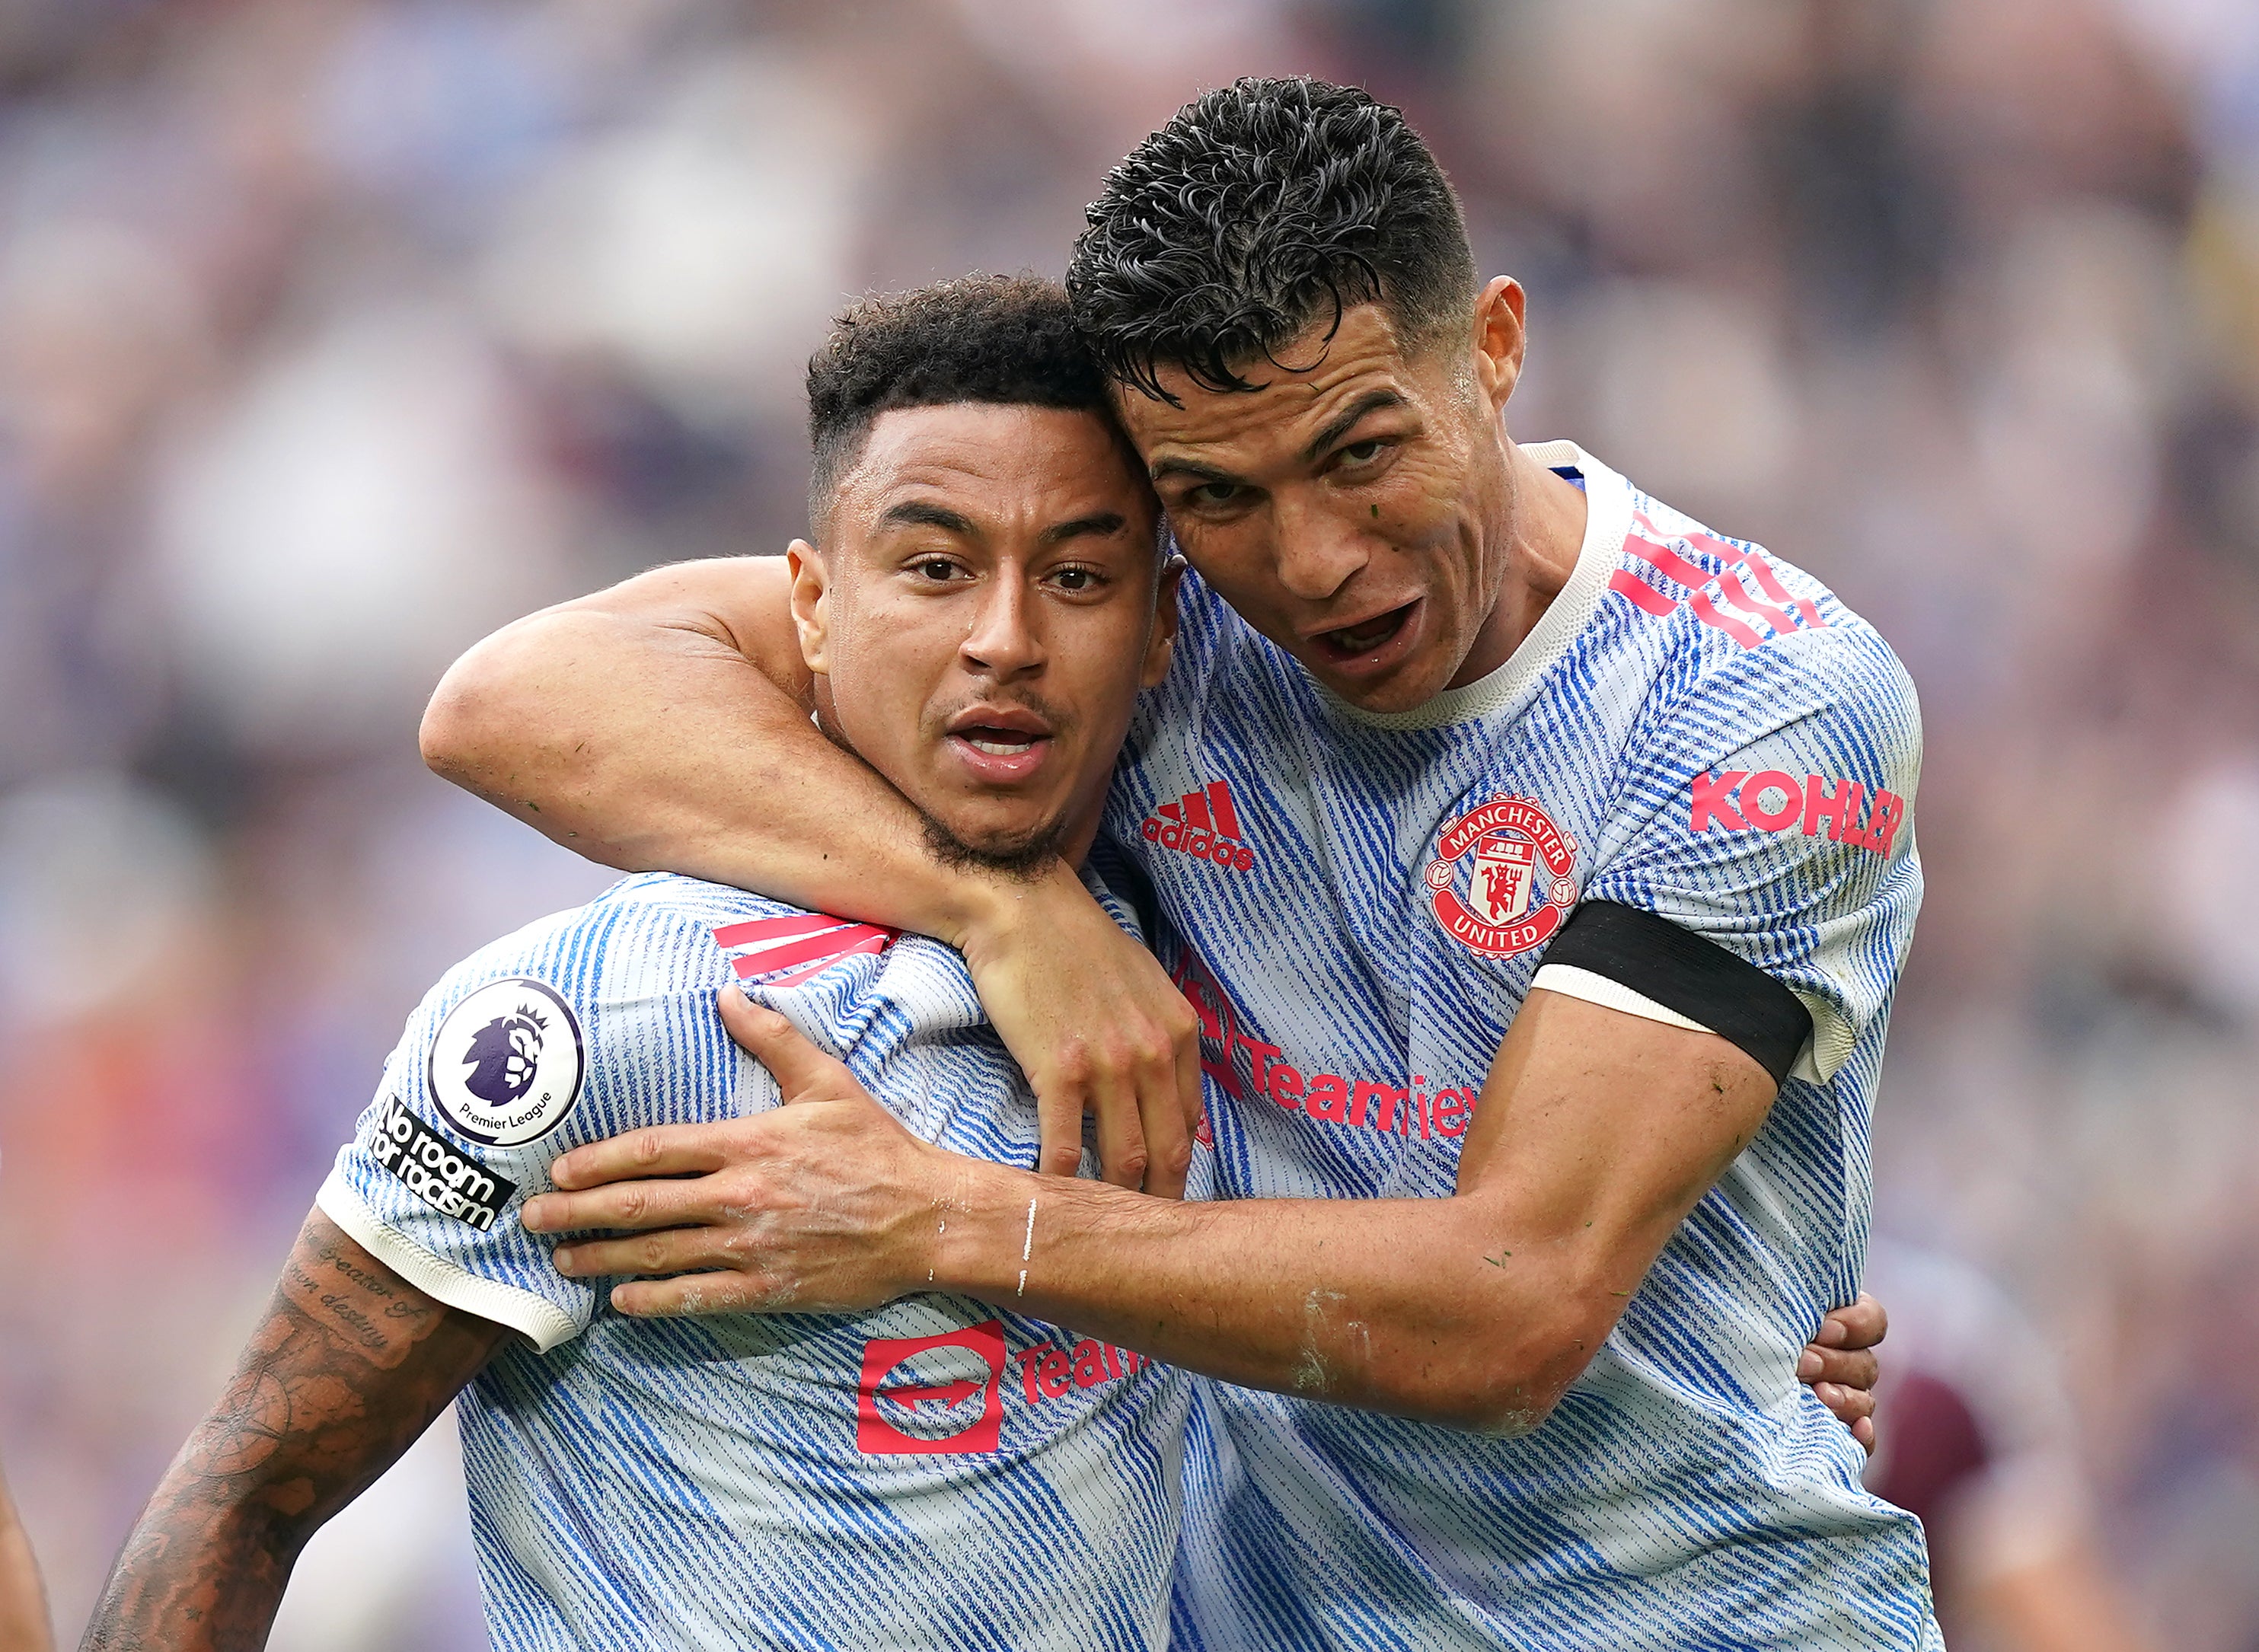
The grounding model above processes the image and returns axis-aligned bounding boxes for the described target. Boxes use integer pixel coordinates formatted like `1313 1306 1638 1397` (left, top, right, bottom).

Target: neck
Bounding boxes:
1447 439 1590 690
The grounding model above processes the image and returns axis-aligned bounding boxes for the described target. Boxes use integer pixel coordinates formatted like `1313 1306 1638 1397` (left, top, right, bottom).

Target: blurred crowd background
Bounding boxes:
2 0 2256 1647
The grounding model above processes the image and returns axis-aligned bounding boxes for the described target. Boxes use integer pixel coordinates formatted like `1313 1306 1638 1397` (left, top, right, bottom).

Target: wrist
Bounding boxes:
921 1157 1046 1299
935 856 1081 958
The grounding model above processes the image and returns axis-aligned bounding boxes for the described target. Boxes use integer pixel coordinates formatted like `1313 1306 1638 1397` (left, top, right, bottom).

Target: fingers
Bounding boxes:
1036 1076 1088 1181
715 989 857 1102
1174 1011 1206 1147
1796 1344 1879 1392
1090 1065 1150 1191
1135 1041 1192 1201
552 1225 734 1280
522 1175 713 1236
1819 1291 1887 1351
544 1123 729 1198
611 1273 779 1318
1852 1416 1877 1457
1813 1379 1876 1433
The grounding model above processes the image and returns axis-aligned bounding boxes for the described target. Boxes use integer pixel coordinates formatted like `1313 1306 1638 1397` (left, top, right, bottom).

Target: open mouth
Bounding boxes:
943 706 1058 785
1312 601 1418 665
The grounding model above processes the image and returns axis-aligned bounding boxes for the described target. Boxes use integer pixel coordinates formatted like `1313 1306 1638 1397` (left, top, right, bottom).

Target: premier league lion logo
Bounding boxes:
428 977 585 1147
460 1008 547 1107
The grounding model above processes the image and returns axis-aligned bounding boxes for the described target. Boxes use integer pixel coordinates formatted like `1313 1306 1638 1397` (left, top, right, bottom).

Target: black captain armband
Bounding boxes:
1536 901 1812 1086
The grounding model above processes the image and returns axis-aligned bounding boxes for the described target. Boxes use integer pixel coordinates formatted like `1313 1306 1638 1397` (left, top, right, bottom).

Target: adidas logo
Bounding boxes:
1139 780 1256 872
713 912 895 988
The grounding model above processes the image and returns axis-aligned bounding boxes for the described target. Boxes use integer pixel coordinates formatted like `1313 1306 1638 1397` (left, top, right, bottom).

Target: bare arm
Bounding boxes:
423 557 914 901
528 990 1812 1435
0 1456 51 1652
421 557 1199 1193
80 1212 508 1652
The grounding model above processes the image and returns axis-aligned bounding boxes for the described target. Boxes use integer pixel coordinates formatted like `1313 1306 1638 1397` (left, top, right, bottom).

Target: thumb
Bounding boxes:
716 987 851 1102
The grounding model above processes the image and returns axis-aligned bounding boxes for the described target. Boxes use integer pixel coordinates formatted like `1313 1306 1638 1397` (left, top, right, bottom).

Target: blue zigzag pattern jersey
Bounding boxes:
317 871 1204 1652
1103 442 1942 1650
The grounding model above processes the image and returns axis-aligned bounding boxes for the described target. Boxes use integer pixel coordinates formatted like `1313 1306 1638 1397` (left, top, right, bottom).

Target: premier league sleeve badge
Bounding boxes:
427 977 587 1147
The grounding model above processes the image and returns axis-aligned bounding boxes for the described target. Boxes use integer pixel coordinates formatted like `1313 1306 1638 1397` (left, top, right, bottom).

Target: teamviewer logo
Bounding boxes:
1141 780 1255 872
856 1322 1007 1455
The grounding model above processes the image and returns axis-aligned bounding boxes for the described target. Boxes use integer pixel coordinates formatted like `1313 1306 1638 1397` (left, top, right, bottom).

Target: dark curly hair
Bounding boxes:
806 273 1128 532
1067 78 1476 403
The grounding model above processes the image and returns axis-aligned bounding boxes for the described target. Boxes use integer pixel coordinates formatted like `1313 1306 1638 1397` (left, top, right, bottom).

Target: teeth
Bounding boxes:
967 735 1033 755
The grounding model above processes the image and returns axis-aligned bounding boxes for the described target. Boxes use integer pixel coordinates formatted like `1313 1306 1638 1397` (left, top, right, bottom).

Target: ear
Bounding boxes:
1469 276 1528 416
787 540 830 676
1141 558 1186 690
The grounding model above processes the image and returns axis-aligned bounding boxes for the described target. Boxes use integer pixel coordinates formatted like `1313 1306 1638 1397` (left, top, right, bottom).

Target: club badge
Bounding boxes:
427 976 585 1147
1424 795 1579 959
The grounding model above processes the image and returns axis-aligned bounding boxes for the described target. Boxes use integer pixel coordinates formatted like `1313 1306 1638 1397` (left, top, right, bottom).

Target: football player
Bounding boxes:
432 78 1932 1650
84 278 1205 1652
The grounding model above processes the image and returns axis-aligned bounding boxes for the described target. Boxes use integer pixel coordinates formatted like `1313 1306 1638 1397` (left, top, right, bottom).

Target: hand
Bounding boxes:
520 996 958 1316
1799 1292 1886 1454
955 862 1202 1197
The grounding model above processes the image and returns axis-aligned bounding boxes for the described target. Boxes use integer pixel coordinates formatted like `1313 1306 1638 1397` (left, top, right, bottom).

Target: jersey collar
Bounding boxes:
1316 440 1632 732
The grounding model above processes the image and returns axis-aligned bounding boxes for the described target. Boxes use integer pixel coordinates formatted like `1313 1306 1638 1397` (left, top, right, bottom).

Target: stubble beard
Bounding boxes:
920 810 1068 880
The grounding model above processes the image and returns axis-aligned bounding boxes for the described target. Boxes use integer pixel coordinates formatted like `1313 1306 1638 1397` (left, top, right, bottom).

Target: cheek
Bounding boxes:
1172 524 1292 629
825 602 945 741
1384 449 1474 530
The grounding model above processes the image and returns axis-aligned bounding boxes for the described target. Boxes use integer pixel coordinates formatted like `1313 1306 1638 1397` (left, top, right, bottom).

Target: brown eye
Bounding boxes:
1337 439 1385 467
915 558 957 581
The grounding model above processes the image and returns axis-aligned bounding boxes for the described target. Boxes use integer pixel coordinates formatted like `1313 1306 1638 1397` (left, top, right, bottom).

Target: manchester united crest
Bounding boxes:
1423 796 1579 959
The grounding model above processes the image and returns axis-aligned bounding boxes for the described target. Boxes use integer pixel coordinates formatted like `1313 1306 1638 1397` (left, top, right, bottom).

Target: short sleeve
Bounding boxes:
317 898 764 1351
1575 627 1923 1083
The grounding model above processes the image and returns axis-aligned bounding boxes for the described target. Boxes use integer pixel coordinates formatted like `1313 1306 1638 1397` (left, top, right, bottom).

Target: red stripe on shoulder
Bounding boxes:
1609 569 1677 617
713 913 852 950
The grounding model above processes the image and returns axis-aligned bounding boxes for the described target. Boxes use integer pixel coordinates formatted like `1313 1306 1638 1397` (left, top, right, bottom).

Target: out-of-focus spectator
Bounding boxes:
0 0 2255 1644
1865 1241 2157 1652
0 1451 53 1652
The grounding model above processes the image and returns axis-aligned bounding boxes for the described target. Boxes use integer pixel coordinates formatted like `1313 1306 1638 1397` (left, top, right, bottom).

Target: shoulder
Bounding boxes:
422 873 814 1013
1600 490 1920 767
399 876 857 1147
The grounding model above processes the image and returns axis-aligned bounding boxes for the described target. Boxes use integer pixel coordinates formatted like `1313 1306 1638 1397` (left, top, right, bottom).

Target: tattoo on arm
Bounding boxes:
80 1211 509 1652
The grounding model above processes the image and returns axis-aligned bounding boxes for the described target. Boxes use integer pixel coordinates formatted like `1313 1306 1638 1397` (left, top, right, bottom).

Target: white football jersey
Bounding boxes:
1102 443 1942 1650
321 872 1206 1651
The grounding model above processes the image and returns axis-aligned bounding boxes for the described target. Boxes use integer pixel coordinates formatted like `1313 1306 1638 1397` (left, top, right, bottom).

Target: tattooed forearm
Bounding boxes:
80 1210 507 1652
276 1227 448 1370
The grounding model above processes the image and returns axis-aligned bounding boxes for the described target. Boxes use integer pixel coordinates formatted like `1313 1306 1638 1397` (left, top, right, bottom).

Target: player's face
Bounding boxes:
792 403 1173 867
1117 286 1527 716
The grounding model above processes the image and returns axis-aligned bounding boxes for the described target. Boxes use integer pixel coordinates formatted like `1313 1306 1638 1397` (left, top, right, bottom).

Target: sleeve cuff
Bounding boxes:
317 1167 582 1354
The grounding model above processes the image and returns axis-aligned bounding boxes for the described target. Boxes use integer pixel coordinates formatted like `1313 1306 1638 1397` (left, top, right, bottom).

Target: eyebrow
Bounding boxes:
876 500 1128 544
877 499 977 537
1042 511 1126 544
1147 454 1243 487
1302 388 1405 464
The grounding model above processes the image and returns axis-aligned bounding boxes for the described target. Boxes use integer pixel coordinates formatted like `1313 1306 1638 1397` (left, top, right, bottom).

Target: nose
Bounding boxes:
1271 491 1371 604
959 572 1046 681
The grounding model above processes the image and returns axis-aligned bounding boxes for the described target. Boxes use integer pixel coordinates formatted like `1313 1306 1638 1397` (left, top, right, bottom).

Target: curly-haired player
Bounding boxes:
430 77 1932 1650
82 279 1204 1652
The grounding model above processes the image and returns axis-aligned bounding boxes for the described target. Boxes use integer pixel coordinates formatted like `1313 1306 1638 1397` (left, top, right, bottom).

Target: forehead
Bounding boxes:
1118 302 1436 461
837 403 1149 528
